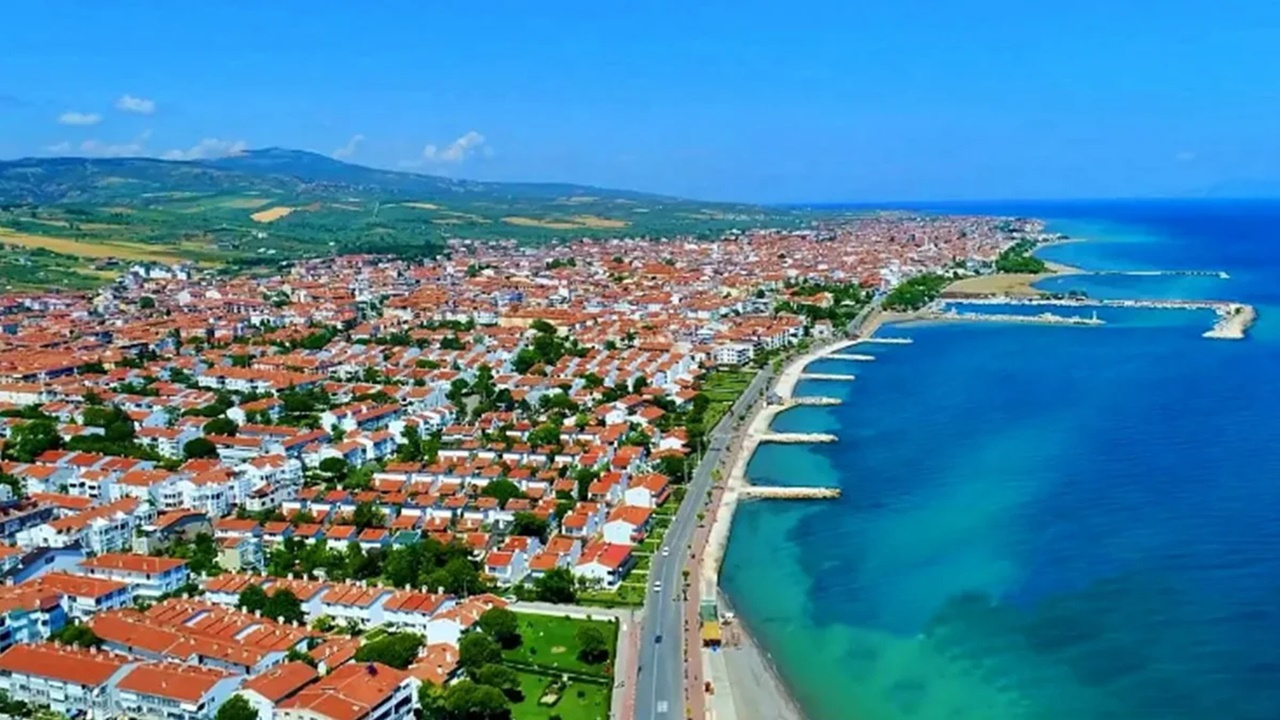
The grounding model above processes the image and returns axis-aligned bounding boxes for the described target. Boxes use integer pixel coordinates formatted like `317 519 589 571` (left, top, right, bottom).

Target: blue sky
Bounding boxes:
2 0 1278 202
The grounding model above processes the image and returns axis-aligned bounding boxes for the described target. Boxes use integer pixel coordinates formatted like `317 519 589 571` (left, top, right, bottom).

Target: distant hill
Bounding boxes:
0 149 800 290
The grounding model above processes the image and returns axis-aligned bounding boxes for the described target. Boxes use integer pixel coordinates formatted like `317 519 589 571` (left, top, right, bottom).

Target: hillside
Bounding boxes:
0 149 799 290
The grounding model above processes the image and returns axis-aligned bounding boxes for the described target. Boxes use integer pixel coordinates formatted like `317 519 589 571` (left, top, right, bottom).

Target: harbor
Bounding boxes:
933 296 1258 339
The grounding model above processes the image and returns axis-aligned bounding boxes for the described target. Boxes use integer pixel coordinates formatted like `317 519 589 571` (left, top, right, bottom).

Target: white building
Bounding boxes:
0 643 133 720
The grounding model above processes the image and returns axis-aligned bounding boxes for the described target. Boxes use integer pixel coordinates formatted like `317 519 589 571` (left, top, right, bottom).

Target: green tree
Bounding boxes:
50 623 102 648
458 632 501 673
473 663 521 701
264 589 306 625
138 295 156 310
202 417 239 437
183 437 218 460
0 472 24 500
442 681 510 720
214 694 258 720
354 632 424 670
533 568 576 604
509 512 549 541
4 419 62 462
476 607 521 650
352 501 385 531
318 457 349 479
576 625 610 664
237 584 269 614
525 423 560 448
480 479 524 508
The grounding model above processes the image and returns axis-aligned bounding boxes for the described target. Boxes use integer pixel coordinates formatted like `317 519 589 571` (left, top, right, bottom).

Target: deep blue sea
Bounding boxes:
721 200 1280 720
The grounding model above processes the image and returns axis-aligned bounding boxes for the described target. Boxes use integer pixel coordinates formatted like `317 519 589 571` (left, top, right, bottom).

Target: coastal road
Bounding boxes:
634 368 773 720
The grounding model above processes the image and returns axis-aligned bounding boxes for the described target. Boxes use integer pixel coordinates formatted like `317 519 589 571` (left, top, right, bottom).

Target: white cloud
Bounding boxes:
115 94 156 115
1175 150 1197 162
419 130 486 164
58 111 102 126
77 130 152 158
332 133 365 160
162 137 248 161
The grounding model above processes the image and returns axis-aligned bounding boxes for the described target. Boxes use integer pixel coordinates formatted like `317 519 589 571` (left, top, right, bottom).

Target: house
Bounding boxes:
73 553 190 599
382 590 455 634
219 535 265 573
28 571 133 619
623 473 671 509
319 583 391 628
236 661 319 720
0 642 134 719
278 662 419 720
572 542 634 588
602 505 654 546
115 661 241 720
0 584 66 650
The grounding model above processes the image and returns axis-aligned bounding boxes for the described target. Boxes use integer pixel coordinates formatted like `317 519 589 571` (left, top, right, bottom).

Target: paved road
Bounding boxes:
633 368 773 720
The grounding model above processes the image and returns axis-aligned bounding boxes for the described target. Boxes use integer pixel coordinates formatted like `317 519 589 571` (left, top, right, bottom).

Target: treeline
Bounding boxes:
994 239 1048 274
884 273 949 311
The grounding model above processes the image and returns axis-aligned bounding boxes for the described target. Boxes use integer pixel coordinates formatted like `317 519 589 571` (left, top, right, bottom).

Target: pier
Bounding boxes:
739 486 842 500
925 309 1105 327
935 296 1256 339
758 432 838 444
789 396 842 406
859 337 914 345
825 353 877 361
798 372 857 382
1091 269 1229 279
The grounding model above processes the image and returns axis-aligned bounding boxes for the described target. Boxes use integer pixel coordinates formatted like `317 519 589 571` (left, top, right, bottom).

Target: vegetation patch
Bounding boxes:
502 215 630 230
0 228 185 263
502 613 616 677
400 202 442 210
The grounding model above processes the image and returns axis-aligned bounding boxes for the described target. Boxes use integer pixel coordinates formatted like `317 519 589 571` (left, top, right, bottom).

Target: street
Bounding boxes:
632 367 773 720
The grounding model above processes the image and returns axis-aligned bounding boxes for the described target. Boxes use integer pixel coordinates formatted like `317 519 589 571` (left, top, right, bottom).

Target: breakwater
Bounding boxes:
790 396 842 406
826 353 877 361
1091 269 1230 279
798 372 857 381
936 297 1257 339
759 432 839 444
1203 303 1257 340
925 309 1105 327
859 337 914 345
739 486 842 500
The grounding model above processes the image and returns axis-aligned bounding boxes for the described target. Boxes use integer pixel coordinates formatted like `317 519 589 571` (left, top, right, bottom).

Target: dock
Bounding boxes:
789 396 842 406
936 297 1256 338
925 309 1104 327
798 372 856 381
758 432 838 444
825 353 876 361
739 486 841 500
858 337 913 345
1091 269 1229 279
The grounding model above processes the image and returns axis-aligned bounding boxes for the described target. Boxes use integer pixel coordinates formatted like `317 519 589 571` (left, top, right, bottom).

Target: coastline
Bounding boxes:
704 328 891 720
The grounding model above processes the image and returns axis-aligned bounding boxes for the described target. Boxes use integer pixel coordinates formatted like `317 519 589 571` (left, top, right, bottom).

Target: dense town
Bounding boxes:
0 215 1027 720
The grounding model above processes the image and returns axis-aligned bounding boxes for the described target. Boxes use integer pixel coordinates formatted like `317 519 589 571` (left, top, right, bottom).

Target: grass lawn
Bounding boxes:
506 613 618 676
509 670 610 720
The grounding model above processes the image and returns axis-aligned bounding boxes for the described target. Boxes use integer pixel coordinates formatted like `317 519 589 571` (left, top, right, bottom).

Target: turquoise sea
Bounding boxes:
721 200 1280 720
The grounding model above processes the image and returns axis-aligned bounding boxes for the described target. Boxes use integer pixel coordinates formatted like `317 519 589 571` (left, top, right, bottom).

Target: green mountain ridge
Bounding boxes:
0 149 800 290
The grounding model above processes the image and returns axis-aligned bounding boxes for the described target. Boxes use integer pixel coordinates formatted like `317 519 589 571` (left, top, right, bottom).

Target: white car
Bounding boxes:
661 546 670 557
652 581 662 593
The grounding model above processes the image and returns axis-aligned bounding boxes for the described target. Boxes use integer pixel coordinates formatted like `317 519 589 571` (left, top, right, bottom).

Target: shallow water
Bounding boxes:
721 200 1280 720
